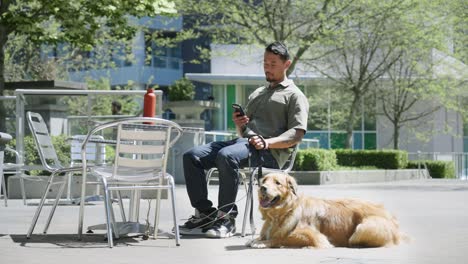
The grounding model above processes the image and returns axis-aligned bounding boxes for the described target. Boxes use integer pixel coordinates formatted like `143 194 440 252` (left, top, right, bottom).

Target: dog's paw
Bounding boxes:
248 239 270 249
245 239 255 247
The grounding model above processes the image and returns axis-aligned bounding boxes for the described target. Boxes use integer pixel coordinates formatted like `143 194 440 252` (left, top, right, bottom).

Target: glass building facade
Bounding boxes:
209 82 377 150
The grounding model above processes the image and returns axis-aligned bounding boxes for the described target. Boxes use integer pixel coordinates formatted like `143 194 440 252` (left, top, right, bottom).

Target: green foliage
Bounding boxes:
293 148 337 171
1 0 176 49
58 78 140 135
335 149 408 169
6 135 71 176
0 0 177 131
309 0 455 149
407 160 456 179
0 0 177 98
173 0 354 75
168 77 195 101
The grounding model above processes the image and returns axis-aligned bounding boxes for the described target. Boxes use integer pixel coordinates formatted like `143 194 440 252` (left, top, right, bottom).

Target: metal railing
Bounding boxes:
204 131 320 149
204 131 236 143
409 152 468 180
14 89 163 167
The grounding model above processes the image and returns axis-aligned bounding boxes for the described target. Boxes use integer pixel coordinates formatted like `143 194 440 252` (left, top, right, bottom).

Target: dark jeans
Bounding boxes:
183 138 279 218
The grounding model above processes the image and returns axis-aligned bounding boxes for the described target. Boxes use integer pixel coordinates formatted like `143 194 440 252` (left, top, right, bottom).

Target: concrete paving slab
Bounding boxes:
0 179 467 264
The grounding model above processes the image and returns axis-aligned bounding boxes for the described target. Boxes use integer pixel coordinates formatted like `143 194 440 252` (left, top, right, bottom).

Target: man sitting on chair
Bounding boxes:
180 42 309 238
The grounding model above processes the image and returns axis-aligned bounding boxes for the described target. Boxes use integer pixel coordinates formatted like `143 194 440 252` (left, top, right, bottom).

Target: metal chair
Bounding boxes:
69 135 107 201
0 146 25 206
25 112 86 238
1 132 19 207
205 144 300 236
78 117 183 248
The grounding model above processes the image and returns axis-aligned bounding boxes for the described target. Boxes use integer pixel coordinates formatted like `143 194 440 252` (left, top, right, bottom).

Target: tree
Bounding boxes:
0 0 176 131
173 0 354 75
447 0 467 64
306 0 448 148
377 51 445 149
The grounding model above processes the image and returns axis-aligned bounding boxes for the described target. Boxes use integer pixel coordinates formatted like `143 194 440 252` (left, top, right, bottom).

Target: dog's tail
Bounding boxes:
398 231 412 244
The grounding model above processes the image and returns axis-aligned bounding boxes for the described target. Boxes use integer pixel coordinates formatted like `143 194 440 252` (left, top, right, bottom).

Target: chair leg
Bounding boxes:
77 174 87 240
206 168 215 186
102 180 114 248
240 172 249 193
168 178 180 246
66 172 73 201
153 189 162 239
1 171 7 207
115 190 126 222
241 185 252 237
0 152 5 207
43 178 67 234
20 176 27 205
109 190 120 240
27 174 56 238
242 169 258 237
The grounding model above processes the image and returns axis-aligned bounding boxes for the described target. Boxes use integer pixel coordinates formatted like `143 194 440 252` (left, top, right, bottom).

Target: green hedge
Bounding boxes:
5 135 71 176
407 160 455 179
335 149 408 169
6 135 115 176
293 148 336 171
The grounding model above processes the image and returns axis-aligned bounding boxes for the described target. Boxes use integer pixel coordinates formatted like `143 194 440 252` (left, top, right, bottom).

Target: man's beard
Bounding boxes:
265 74 275 83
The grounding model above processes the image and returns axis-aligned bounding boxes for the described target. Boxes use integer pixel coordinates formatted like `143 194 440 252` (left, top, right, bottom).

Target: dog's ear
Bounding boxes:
286 174 298 195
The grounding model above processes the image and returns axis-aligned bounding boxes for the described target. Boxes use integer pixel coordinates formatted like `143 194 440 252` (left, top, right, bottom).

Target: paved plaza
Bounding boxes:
0 179 467 264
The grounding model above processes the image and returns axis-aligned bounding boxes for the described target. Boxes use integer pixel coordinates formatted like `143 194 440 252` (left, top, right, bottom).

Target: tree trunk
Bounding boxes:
393 122 400 150
0 23 8 132
345 94 360 149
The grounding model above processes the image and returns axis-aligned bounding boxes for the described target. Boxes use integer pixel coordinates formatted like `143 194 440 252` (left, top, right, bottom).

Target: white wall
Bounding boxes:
210 44 264 75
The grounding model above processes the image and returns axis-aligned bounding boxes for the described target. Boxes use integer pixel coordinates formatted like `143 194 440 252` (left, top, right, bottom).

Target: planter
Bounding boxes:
290 169 430 185
164 100 220 128
7 175 167 199
164 100 220 120
206 169 429 186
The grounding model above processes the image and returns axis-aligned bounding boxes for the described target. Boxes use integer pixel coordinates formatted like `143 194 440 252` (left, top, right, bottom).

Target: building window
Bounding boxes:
110 43 133 68
145 33 181 70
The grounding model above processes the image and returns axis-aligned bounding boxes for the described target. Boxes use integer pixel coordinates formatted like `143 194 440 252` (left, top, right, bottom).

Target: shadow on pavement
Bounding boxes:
8 234 140 248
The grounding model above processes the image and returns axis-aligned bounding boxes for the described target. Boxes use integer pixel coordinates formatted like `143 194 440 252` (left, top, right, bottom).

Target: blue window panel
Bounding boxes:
305 132 329 149
353 132 363 150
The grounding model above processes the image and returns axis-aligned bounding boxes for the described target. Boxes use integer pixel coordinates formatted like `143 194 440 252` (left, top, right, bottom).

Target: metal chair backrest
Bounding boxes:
26 112 62 172
82 117 182 181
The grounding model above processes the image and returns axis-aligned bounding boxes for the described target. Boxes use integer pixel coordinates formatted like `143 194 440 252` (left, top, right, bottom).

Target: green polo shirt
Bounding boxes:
242 78 309 168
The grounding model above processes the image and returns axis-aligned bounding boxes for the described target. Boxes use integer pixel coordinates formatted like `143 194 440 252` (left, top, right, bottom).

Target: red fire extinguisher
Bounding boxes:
143 88 156 124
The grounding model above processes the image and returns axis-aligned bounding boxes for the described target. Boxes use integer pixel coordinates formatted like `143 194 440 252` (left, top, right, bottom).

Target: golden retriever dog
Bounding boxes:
246 172 405 249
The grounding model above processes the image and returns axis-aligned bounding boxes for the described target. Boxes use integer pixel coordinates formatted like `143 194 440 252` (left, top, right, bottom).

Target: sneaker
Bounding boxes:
204 212 236 238
178 209 217 236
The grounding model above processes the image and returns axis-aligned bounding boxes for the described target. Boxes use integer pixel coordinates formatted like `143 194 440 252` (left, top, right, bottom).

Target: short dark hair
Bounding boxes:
112 101 122 110
265 41 290 61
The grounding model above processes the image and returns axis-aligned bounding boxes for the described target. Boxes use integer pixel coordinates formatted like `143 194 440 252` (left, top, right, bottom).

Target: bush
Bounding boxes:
407 160 455 179
335 149 408 169
168 77 195 101
5 135 71 176
293 148 336 171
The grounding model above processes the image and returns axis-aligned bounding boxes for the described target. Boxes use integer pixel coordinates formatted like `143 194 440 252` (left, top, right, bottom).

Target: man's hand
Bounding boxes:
233 112 249 128
249 135 268 150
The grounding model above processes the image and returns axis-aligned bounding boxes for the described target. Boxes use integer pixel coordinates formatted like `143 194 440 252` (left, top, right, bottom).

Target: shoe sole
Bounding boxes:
205 228 236 238
178 227 207 236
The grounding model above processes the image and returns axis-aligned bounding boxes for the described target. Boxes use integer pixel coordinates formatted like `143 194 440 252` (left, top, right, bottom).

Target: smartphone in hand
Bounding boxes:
232 103 246 116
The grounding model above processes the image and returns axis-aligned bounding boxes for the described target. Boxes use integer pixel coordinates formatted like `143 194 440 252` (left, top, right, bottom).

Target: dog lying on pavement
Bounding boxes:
246 172 407 248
